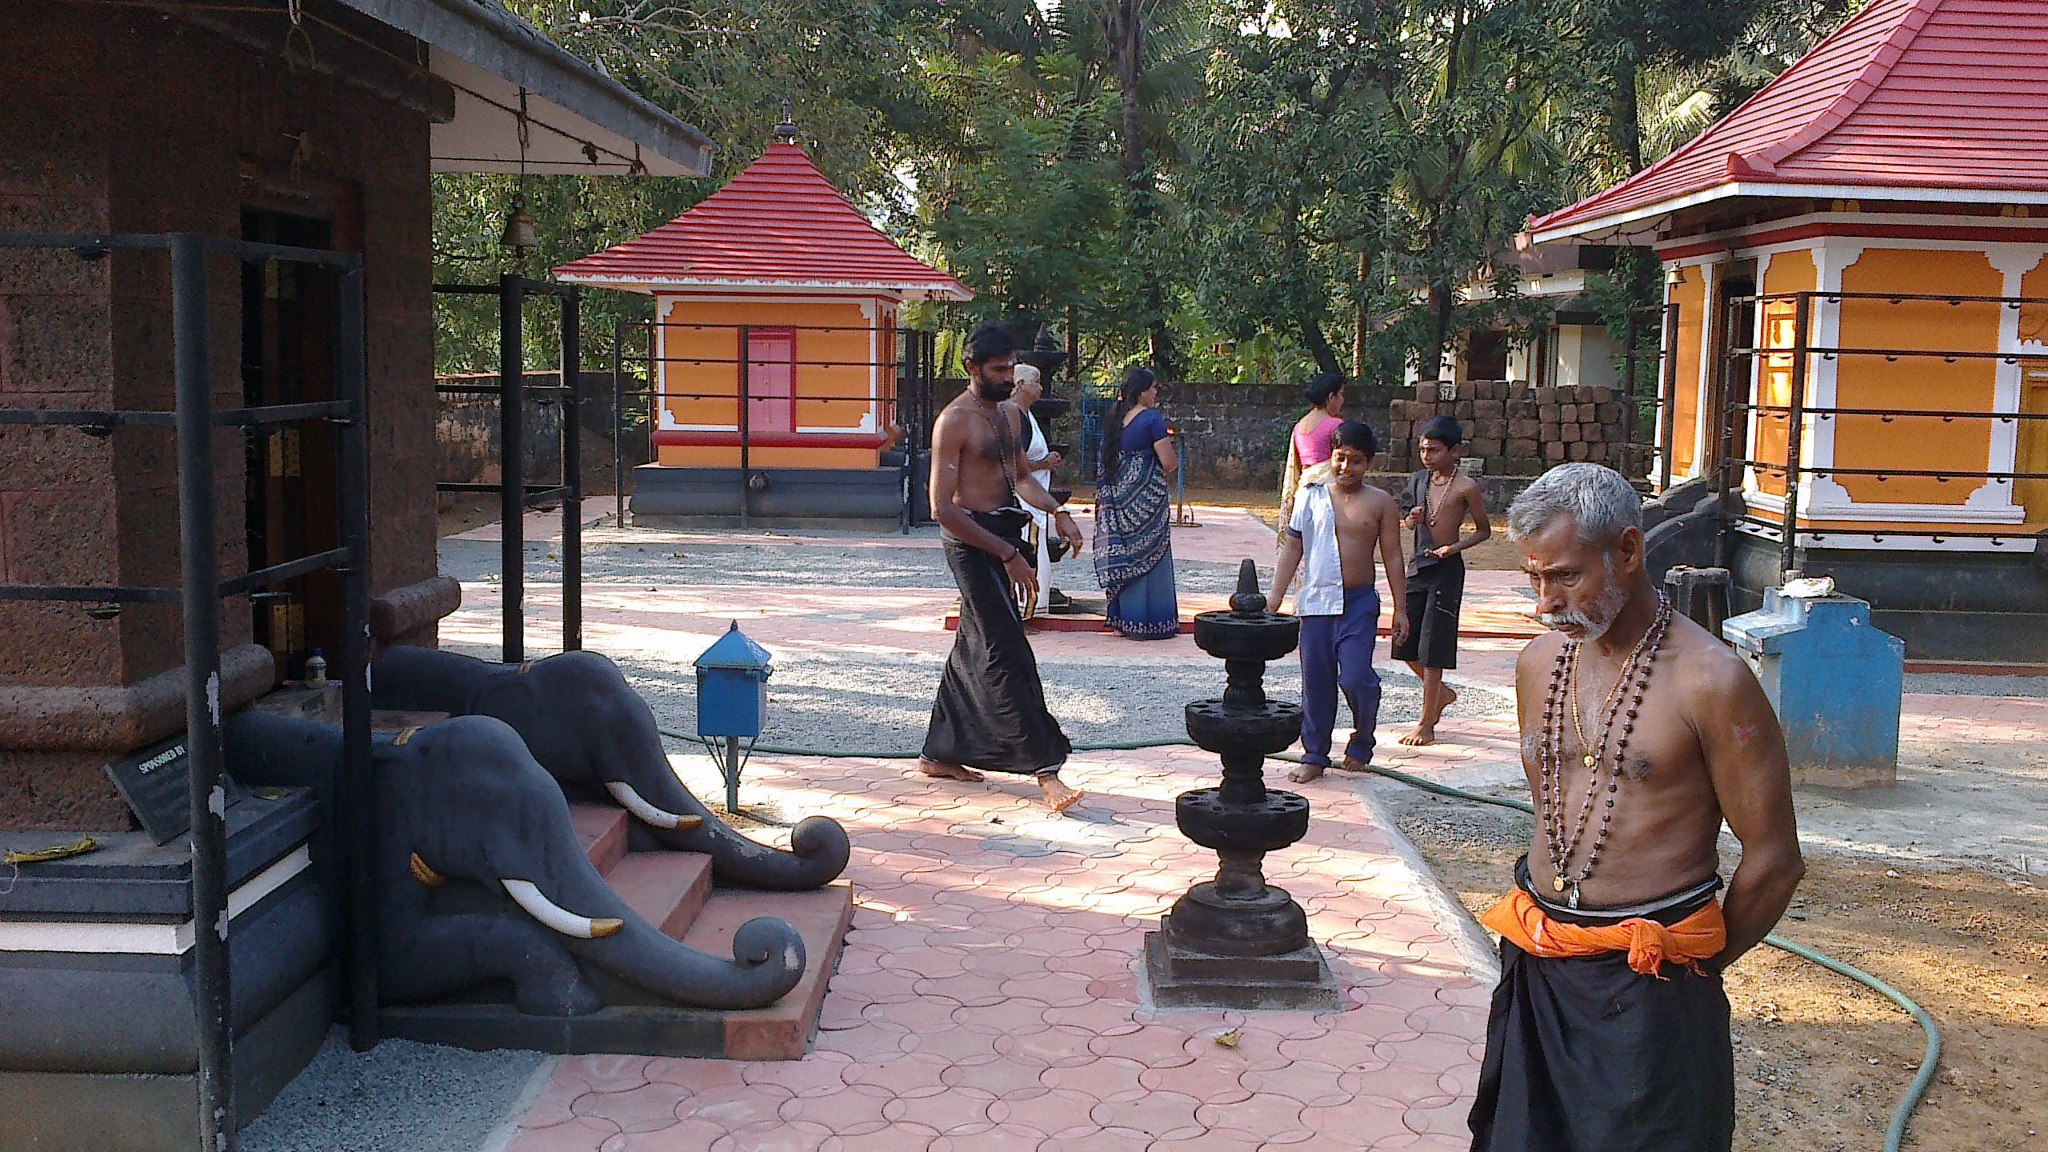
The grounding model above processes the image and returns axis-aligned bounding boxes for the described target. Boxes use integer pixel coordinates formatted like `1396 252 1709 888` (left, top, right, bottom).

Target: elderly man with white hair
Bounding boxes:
1467 462 1805 1152
1006 363 1069 615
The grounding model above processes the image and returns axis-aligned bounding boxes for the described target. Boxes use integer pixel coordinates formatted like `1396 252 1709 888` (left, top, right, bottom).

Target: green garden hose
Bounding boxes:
656 725 1940 1151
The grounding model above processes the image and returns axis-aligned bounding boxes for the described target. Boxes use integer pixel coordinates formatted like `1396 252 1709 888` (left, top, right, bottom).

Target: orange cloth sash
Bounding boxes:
1481 888 1726 978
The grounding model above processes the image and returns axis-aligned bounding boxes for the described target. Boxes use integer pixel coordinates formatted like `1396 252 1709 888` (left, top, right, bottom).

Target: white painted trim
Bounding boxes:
1533 183 2048 247
1746 488 2027 523
0 846 311 956
1734 519 2038 553
563 276 967 301
1650 210 2048 256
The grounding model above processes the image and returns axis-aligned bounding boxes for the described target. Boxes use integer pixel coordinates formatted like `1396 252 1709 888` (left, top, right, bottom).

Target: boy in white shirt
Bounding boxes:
1270 422 1409 782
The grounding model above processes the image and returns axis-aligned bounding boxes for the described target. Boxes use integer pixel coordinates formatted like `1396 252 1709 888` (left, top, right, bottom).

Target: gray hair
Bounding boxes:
1507 463 1643 546
1013 363 1041 388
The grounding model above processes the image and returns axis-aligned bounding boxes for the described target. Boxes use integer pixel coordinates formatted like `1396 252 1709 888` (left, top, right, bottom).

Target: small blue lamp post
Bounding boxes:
694 621 773 812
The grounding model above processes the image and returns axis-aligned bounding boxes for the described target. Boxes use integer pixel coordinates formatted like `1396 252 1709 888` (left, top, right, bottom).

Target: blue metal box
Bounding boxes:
694 622 773 739
1723 588 1904 787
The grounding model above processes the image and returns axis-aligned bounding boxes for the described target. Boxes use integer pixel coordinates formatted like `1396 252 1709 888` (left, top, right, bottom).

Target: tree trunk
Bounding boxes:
1352 248 1369 380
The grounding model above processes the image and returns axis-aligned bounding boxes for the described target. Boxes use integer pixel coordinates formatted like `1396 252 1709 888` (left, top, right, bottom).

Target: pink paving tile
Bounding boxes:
522 1073 594 1130
601 1117 725 1151
1039 1054 1150 1101
1089 1089 1205 1138
1000 971 1099 1007
863 993 965 1035
1034 1126 1156 1151
1279 1027 1398 1074
1301 1097 1416 1143
813 1021 918 1061
840 1052 953 1098
1085 1024 1198 1068
914 972 1011 1008
645 1058 746 1092
1378 1031 1479 1074
570 1080 692 1134
739 1050 855 1098
882 1087 1000 1133
983 1082 1097 1131
930 1124 1061 1152
1193 1091 1308 1136
903 1020 1005 1064
1239 1059 1351 1108
558 1054 652 1090
505 1117 619 1152
1138 1056 1253 1104
1404 1102 1474 1138
1162 1130 1263 1152
831 966 924 1006
777 1083 891 1133
1041 1001 1145 1037
943 1052 1071 1100
707 1119 835 1152
828 1123 941 1152
675 1089 786 1130
1177 1025 1289 1071
992 1023 1099 1069
953 996 1054 1036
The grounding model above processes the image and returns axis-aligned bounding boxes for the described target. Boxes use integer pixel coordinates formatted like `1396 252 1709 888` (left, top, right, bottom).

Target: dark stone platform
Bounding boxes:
631 464 917 524
1143 931 1341 1012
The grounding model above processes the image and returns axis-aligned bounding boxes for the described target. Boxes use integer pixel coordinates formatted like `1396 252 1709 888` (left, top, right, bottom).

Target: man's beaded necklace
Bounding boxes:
1537 593 1673 909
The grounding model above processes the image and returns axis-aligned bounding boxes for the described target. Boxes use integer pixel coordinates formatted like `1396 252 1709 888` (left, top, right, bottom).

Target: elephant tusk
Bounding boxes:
605 781 703 831
409 853 445 887
502 879 623 939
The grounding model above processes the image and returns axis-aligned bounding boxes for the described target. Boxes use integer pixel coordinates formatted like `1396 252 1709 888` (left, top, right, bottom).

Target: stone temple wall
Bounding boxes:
1387 381 1650 477
0 5 443 828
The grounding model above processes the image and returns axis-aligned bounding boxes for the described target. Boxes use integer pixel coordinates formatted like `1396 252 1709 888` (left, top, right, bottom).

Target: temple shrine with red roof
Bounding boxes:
557 118 971 521
1528 0 2048 662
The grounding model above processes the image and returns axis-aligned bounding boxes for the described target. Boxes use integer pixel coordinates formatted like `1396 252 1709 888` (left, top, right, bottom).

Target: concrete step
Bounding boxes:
604 851 713 939
568 802 628 876
376 882 854 1060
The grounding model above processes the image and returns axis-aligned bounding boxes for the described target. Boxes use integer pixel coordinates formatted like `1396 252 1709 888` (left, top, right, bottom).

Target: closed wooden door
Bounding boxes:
2019 370 2048 522
744 330 795 434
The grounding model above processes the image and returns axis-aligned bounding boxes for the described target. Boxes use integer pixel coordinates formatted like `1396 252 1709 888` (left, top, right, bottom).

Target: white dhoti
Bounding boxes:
1023 411 1054 616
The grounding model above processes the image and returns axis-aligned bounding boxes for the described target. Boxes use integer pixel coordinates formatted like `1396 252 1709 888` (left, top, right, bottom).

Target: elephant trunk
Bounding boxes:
520 848 807 1010
646 814 851 893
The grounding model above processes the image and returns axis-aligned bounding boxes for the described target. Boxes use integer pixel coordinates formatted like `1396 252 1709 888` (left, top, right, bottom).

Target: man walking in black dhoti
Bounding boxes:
918 322 1087 813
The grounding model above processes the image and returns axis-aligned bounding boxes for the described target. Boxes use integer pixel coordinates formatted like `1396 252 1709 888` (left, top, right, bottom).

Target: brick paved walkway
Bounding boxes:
499 746 1493 1152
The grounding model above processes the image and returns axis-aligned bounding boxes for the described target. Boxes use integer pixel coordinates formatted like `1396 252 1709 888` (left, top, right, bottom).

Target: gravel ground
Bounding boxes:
240 1031 547 1152
441 537 1278 596
609 653 1510 754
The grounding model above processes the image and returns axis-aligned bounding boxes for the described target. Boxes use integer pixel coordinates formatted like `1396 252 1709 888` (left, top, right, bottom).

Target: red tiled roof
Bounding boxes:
1529 0 2048 241
555 142 972 300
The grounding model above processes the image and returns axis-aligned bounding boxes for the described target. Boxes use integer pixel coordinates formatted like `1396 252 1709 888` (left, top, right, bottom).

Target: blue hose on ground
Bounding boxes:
656 726 1940 1151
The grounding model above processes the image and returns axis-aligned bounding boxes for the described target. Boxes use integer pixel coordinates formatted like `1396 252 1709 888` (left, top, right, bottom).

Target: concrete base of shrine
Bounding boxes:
631 464 919 525
1142 931 1342 1012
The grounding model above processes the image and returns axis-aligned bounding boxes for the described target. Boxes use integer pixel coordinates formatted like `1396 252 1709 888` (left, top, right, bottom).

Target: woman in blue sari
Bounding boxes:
1093 368 1180 639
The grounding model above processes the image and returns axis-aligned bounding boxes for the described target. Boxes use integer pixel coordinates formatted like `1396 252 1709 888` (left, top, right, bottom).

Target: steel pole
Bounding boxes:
172 233 234 1150
738 326 752 531
726 735 741 812
561 290 582 652
612 319 626 528
500 274 525 662
1781 293 1811 577
334 263 378 1051
1658 302 1680 493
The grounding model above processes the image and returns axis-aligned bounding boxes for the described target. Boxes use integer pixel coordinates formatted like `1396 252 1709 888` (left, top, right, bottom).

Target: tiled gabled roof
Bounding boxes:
1530 0 2048 242
554 142 972 299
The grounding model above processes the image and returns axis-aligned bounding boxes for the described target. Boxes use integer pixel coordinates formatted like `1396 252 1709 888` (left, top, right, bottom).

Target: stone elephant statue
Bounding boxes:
224 712 807 1015
372 646 849 891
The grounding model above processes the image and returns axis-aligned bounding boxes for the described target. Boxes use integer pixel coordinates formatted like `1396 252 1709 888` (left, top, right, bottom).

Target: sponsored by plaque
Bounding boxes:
105 734 194 844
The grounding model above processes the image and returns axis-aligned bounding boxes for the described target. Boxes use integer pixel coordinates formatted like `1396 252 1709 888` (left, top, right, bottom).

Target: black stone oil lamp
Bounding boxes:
1144 559 1341 1009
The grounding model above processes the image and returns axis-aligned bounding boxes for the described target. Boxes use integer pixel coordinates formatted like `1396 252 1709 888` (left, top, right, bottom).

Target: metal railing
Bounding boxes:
434 277 583 658
1710 289 2048 572
0 232 378 1147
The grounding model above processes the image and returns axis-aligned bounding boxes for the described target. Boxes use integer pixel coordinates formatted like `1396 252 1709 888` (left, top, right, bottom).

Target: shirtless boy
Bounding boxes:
1270 421 1409 783
1395 415 1490 746
1468 463 1804 1152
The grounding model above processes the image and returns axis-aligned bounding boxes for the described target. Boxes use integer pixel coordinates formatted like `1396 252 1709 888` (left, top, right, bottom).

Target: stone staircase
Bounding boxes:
378 803 853 1060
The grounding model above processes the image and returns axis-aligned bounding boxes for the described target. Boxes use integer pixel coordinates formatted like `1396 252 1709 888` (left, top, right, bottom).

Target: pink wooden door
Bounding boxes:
743 330 795 434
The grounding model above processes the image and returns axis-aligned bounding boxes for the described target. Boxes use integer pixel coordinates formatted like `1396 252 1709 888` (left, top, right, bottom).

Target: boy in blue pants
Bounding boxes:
1270 421 1409 783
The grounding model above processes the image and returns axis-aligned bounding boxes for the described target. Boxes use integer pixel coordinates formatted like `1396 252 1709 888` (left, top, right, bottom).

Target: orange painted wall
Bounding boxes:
1751 248 1817 498
1836 249 2001 506
1665 267 1706 480
655 295 883 469
2014 261 2048 523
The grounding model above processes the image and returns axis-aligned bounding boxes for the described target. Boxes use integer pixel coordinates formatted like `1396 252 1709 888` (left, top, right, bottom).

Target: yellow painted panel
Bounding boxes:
1836 249 2000 506
1666 267 1705 480
653 445 879 469
2020 371 2048 521
656 297 879 434
1750 249 1818 498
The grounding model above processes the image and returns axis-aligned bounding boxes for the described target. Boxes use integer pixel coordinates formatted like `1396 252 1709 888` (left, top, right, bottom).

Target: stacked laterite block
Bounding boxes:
1387 381 1642 476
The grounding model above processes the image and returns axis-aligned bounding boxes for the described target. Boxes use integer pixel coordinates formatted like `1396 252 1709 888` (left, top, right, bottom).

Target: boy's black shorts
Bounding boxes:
1392 555 1464 670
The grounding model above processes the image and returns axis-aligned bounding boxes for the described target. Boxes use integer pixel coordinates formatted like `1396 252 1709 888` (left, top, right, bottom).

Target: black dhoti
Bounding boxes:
922 526 1072 775
1469 860 1733 1152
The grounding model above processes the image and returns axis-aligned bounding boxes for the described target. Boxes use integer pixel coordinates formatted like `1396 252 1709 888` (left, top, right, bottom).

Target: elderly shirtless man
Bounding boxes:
917 322 1086 813
1469 463 1805 1152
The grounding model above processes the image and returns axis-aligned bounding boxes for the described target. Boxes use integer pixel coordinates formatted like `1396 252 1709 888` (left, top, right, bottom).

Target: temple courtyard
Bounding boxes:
241 500 2048 1152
